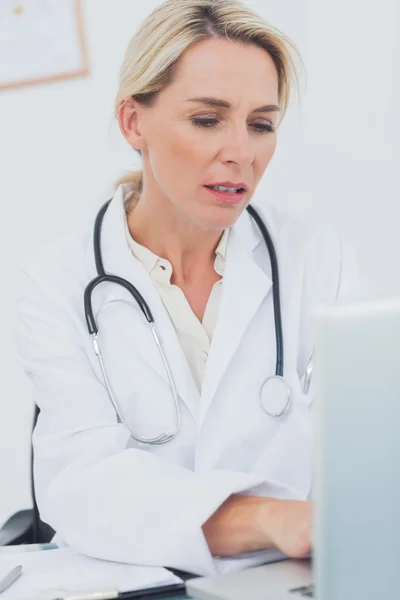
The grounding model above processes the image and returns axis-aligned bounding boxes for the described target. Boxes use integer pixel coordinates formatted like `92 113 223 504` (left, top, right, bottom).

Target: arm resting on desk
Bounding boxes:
15 272 276 576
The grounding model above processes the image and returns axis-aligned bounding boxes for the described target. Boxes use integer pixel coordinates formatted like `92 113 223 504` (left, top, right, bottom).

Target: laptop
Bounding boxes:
187 298 400 600
186 558 313 599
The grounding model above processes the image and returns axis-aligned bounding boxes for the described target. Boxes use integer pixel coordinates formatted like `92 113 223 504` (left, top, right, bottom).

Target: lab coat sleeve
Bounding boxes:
15 270 268 576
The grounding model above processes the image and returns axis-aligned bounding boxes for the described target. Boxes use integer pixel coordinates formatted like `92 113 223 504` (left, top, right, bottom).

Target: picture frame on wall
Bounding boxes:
0 0 89 91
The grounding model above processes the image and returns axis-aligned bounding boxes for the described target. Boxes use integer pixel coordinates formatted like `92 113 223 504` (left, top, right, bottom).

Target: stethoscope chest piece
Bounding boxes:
260 375 292 418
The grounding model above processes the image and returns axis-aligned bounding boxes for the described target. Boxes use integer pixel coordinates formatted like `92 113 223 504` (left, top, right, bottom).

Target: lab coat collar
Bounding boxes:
199 204 273 422
85 185 200 421
85 185 272 424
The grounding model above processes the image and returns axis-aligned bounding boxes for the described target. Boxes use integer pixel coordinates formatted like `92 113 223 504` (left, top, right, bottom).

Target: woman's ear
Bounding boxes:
117 97 147 151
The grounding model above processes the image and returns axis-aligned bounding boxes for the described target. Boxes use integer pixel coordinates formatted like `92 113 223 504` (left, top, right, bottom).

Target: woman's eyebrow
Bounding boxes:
185 96 281 112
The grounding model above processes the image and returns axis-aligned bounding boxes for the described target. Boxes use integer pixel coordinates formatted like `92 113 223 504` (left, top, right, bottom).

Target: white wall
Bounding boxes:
302 0 400 298
0 0 398 526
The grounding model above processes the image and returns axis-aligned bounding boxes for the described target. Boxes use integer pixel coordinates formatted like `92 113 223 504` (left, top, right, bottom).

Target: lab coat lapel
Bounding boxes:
200 208 273 422
84 186 199 420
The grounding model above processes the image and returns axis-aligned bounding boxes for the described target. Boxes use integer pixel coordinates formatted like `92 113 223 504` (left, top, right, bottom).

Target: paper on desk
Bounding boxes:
0 547 182 600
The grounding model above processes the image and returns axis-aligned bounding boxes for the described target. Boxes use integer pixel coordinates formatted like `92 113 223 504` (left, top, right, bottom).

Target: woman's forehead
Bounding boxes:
165 38 279 107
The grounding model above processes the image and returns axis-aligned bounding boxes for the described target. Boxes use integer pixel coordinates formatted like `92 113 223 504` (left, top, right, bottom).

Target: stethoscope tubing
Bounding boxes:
84 200 286 443
245 204 283 378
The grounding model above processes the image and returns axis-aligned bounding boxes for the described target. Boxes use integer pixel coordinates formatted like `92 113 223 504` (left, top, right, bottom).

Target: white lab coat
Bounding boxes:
16 185 358 575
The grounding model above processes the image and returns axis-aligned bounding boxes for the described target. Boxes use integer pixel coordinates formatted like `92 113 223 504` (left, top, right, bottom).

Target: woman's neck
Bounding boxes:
126 192 223 284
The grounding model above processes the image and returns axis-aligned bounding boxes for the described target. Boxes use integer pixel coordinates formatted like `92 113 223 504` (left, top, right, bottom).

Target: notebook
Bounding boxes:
0 546 183 599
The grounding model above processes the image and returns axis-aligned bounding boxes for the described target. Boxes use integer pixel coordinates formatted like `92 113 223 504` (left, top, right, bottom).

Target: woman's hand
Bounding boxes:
203 495 312 558
261 498 312 558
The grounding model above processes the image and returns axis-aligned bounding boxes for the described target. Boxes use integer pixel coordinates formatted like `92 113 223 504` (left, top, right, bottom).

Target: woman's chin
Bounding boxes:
194 203 245 230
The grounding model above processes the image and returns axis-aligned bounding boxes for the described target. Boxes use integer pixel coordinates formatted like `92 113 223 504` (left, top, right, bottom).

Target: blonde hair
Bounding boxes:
115 0 304 204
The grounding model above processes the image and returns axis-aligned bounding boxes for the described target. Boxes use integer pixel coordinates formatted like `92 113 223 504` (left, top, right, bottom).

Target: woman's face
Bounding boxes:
122 37 280 230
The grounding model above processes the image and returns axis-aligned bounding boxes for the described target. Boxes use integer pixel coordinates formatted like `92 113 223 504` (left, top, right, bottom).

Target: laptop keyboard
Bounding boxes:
290 584 314 597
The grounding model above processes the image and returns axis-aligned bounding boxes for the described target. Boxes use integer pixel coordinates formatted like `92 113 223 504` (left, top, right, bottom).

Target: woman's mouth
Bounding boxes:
204 184 247 205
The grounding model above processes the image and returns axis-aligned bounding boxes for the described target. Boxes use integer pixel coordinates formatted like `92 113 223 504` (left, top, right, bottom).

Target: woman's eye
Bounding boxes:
252 122 276 134
191 118 218 128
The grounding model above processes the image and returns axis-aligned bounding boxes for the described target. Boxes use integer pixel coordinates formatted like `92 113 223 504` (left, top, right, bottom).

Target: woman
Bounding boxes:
16 0 357 576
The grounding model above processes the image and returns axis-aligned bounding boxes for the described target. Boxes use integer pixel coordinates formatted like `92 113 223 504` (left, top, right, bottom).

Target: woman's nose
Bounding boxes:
220 127 255 167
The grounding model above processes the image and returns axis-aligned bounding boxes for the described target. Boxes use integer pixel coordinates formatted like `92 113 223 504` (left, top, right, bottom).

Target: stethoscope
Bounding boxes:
84 200 310 445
